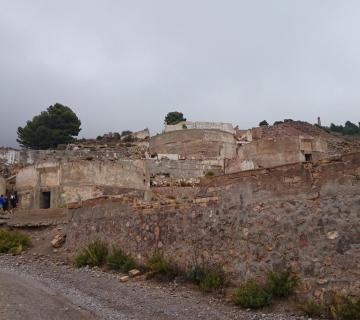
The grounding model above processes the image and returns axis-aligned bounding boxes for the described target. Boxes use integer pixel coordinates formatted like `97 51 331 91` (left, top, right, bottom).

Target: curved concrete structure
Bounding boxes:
150 129 237 160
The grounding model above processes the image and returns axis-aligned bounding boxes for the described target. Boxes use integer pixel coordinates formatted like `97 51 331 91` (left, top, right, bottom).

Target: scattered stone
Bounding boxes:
317 279 328 285
119 276 129 282
51 234 66 248
327 231 339 240
128 269 141 278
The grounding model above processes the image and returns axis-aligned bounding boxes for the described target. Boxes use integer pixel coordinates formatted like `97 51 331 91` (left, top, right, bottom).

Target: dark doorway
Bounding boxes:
305 153 312 162
40 191 51 209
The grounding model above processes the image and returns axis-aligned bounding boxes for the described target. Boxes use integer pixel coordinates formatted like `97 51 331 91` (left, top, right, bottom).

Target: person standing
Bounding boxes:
10 192 18 209
0 195 5 211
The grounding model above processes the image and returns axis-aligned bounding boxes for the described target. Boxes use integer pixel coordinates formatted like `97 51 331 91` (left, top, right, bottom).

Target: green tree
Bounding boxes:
328 121 360 135
164 111 186 125
259 120 269 126
17 103 81 149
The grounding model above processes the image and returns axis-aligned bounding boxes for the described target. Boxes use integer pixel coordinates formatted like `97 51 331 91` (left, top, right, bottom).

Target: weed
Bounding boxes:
205 171 215 177
0 230 31 254
187 265 206 285
266 268 300 298
75 239 109 268
187 264 226 292
298 299 323 317
233 280 272 309
145 251 177 281
330 295 360 320
107 247 136 273
199 267 226 292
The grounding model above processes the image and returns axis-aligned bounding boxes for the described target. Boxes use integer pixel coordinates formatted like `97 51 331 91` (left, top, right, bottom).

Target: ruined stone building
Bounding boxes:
16 160 149 209
1 119 360 302
2 119 356 210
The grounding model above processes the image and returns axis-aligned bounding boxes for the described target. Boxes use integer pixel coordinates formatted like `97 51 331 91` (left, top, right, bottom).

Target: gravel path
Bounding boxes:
0 254 305 320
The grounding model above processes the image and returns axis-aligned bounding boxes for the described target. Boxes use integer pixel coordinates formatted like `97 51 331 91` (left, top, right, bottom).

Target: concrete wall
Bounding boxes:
226 136 327 173
66 152 360 301
150 129 237 160
0 176 6 195
16 160 149 209
164 121 234 134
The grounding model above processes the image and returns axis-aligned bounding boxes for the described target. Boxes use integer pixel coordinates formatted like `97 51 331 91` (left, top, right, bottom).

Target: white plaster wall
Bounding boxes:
0 177 6 195
165 121 234 134
0 149 20 165
16 166 38 189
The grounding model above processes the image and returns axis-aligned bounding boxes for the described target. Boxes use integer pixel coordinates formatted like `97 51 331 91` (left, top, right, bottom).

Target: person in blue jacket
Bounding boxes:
0 195 5 211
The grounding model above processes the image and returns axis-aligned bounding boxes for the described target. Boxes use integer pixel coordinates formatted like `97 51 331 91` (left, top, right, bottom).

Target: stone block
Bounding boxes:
128 269 141 278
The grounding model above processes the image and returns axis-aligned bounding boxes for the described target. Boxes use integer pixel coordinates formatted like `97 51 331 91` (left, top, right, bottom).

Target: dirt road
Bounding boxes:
0 254 303 320
0 271 94 320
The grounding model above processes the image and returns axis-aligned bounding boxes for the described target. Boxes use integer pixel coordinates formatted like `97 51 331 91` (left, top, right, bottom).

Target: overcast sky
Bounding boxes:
0 0 359 147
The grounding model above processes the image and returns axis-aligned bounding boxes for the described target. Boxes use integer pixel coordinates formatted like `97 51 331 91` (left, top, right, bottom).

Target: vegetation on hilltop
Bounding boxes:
164 111 186 125
325 121 360 135
17 103 81 149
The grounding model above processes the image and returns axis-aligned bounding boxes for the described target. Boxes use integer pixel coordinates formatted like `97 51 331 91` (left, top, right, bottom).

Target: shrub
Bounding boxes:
205 171 215 177
330 295 360 320
298 299 323 317
187 264 206 285
145 251 177 281
187 264 226 292
113 132 121 139
121 130 132 136
75 239 109 268
266 268 300 298
199 267 226 292
107 247 136 273
233 280 272 309
0 230 31 254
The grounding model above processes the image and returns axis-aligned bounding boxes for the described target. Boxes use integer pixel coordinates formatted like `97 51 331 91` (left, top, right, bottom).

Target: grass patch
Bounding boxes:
75 239 109 268
0 230 31 254
145 251 177 281
187 264 226 292
330 295 360 320
107 247 136 273
266 268 300 298
233 280 272 309
298 299 323 317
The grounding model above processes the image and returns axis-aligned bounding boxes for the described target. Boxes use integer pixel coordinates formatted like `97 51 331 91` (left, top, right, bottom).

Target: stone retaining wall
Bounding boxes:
65 153 360 301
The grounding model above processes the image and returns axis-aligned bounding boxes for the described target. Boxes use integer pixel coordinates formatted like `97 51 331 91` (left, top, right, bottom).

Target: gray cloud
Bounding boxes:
0 0 359 147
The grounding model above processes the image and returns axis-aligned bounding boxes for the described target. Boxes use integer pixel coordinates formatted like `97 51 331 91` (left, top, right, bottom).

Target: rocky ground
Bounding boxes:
0 253 309 320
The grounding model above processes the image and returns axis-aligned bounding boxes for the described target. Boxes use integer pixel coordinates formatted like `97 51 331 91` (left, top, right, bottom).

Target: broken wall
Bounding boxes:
150 129 237 160
226 136 327 173
16 160 149 209
146 159 223 186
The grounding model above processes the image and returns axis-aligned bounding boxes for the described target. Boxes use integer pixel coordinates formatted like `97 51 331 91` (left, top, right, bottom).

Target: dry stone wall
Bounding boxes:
66 153 360 301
